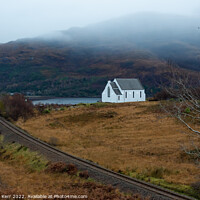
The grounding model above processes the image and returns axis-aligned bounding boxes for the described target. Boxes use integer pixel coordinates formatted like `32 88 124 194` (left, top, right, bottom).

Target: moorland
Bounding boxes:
16 101 200 198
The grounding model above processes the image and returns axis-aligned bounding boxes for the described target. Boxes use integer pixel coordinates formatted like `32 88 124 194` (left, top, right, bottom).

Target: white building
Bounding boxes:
102 78 146 103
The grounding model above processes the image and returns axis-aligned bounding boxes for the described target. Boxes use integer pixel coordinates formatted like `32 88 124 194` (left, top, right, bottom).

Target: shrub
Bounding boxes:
0 94 34 121
45 162 68 173
35 104 46 114
79 170 89 179
184 107 191 114
66 163 78 175
43 109 51 114
60 107 65 111
45 162 89 178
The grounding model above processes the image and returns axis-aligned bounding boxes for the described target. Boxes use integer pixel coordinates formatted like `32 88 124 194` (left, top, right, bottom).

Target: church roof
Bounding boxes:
110 82 122 95
115 78 144 90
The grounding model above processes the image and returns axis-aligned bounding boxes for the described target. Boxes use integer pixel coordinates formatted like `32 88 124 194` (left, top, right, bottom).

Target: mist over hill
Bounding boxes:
63 13 200 45
0 12 200 97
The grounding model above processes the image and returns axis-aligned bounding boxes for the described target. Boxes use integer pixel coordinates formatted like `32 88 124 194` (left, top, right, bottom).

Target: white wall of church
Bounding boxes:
102 81 146 103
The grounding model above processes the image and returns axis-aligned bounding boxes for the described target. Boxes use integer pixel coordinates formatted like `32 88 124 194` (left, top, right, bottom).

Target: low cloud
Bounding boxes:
0 0 200 43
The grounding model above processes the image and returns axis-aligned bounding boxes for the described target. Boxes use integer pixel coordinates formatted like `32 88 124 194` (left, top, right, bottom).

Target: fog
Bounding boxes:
0 0 200 43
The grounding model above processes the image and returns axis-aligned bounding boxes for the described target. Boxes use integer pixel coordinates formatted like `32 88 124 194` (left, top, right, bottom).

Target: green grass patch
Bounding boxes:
43 109 51 114
90 102 111 108
0 138 48 172
123 169 199 199
60 107 65 111
77 102 111 108
0 135 4 143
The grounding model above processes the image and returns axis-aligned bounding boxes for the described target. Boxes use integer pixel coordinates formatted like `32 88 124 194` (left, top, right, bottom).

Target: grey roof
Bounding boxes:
110 82 122 95
115 78 144 90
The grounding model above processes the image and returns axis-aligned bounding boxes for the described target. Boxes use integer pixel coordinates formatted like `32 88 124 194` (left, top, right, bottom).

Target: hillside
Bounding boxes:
0 13 200 97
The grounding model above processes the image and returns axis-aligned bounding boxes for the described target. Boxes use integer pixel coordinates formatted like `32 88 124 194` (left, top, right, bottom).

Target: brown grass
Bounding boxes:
0 161 128 199
16 101 200 186
0 144 146 200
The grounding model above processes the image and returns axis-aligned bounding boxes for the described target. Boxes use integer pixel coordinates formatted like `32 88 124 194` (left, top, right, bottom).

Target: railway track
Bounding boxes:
0 117 196 200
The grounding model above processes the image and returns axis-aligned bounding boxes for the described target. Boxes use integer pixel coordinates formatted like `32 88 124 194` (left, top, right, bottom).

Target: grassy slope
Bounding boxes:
16 101 200 198
0 136 145 200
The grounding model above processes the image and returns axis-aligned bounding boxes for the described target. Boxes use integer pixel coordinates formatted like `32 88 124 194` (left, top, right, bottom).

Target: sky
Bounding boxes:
0 0 200 43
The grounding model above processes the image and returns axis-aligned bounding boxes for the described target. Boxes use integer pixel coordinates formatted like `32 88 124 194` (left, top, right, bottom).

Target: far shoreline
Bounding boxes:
26 96 57 101
26 96 101 101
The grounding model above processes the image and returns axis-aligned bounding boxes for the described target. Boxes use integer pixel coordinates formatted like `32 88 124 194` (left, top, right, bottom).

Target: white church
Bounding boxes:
102 78 146 103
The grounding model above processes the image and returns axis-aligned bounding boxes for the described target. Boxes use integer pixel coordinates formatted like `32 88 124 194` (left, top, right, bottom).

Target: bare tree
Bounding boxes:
0 93 34 121
161 62 200 164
